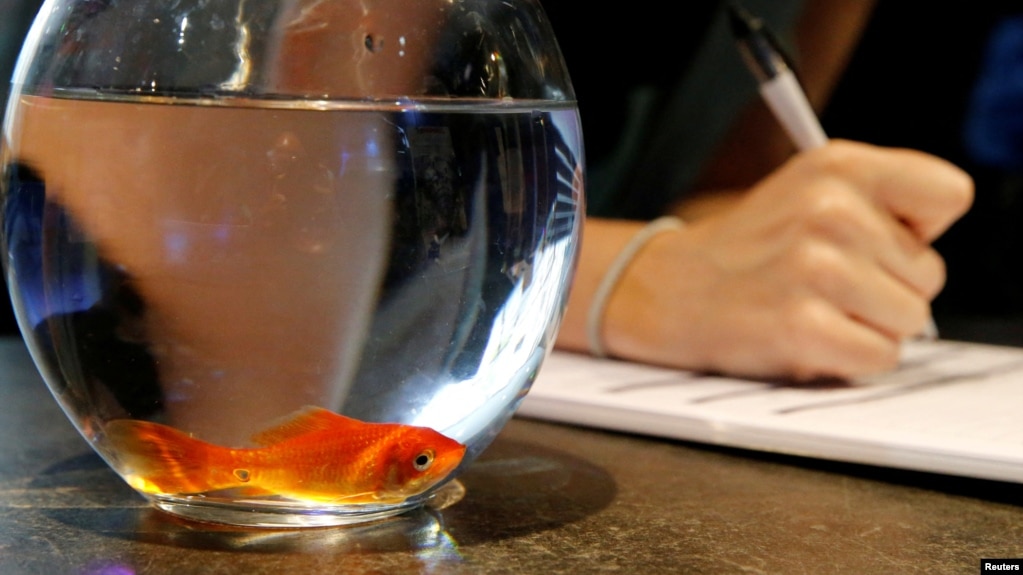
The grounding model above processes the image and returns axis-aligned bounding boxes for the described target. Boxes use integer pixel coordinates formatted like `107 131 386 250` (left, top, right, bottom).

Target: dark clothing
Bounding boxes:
0 0 42 99
542 0 805 218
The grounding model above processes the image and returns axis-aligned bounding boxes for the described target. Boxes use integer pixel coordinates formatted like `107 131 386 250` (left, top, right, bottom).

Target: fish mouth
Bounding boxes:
405 445 467 498
435 445 467 477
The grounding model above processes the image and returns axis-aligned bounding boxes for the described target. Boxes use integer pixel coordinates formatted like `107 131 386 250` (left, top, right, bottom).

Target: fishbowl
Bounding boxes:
0 0 583 527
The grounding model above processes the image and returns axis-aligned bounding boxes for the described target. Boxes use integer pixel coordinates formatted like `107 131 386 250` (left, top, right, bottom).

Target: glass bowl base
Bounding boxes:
145 480 467 528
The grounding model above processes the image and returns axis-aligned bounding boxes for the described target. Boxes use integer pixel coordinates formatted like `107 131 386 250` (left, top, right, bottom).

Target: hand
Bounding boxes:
592 140 974 380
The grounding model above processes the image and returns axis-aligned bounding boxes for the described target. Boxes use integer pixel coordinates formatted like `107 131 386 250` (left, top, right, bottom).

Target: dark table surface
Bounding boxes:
1 335 1021 574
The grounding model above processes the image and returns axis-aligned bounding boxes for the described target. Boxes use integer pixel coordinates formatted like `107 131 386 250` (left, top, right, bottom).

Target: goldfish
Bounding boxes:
103 406 466 505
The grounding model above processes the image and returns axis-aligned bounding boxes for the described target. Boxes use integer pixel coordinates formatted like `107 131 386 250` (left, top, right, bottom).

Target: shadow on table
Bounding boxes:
36 436 616 555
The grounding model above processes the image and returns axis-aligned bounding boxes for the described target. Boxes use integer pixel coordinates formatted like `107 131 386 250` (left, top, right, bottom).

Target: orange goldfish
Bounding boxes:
104 406 466 505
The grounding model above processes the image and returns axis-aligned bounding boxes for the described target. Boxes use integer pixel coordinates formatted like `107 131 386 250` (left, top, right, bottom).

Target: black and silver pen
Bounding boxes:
727 2 828 150
727 2 939 340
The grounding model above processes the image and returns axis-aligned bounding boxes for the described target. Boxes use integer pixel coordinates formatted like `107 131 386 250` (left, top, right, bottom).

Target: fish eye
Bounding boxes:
413 450 435 472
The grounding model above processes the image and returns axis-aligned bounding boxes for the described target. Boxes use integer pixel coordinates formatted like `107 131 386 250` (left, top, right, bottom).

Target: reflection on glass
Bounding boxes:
1 0 583 527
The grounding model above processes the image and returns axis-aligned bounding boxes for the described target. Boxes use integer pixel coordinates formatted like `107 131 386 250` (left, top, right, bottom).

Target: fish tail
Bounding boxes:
104 419 244 495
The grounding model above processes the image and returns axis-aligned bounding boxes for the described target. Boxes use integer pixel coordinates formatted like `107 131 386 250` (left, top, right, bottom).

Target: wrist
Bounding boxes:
588 216 685 358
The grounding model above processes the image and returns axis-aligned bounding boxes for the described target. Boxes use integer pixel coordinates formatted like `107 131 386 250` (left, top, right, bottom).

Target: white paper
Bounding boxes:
517 339 1023 483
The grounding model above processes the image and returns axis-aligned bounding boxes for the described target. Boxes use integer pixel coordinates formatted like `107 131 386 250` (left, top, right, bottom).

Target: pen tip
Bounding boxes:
726 1 757 39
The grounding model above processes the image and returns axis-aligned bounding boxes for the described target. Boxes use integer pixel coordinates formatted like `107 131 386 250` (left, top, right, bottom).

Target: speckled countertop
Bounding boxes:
1 337 1021 575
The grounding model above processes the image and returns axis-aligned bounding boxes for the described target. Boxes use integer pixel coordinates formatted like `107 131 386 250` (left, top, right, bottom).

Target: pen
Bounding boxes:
726 2 827 150
727 2 939 340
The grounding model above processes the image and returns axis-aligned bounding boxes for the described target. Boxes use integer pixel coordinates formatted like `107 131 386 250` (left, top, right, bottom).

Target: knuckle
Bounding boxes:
789 242 848 286
801 140 862 178
779 298 830 354
800 192 868 240
804 191 853 222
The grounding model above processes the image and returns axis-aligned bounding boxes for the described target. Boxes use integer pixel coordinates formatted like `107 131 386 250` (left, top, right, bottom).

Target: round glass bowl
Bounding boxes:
1 0 583 527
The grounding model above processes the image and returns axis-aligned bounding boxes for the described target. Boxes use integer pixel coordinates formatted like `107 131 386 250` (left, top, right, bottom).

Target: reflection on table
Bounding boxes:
1 336 1021 574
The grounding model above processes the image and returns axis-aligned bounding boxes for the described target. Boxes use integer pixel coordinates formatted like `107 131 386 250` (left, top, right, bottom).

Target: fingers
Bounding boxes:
793 241 933 338
772 299 902 381
878 217 947 300
690 281 905 381
786 179 947 299
777 151 951 339
603 140 972 382
761 142 970 375
696 140 969 378
791 140 974 242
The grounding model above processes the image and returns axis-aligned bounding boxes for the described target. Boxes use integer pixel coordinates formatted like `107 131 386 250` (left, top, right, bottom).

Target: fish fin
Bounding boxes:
105 419 239 495
249 406 369 446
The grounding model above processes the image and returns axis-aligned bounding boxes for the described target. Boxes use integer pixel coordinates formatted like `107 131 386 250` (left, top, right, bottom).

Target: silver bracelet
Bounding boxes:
586 216 685 358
